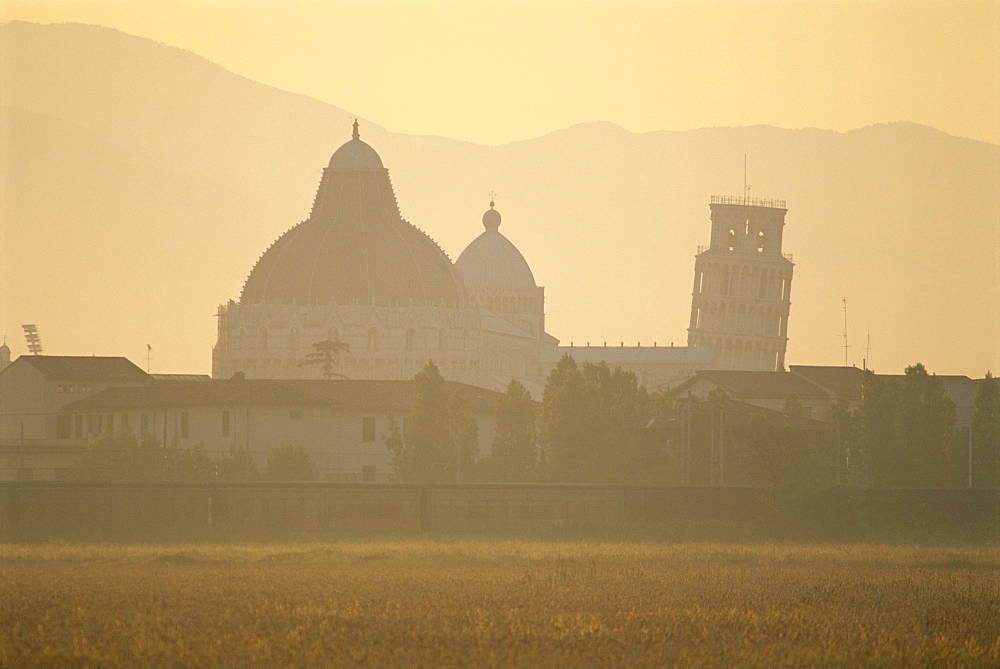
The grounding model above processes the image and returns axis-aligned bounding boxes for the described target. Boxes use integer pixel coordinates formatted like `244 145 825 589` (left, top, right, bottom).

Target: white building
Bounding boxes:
212 122 716 395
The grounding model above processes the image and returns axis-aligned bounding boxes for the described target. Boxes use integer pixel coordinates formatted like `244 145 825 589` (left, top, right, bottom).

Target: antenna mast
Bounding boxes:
842 298 849 367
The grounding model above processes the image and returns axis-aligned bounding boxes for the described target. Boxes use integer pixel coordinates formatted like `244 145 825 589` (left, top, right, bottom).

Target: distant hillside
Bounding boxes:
2 21 997 376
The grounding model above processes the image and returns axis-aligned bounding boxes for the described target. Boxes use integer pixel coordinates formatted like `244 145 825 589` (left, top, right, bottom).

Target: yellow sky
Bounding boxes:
3 0 998 146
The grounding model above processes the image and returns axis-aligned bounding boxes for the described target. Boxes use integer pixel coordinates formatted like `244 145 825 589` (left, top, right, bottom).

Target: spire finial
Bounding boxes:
352 118 359 140
488 190 497 209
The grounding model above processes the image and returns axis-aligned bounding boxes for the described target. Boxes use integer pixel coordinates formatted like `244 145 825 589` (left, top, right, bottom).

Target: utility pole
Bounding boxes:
842 298 849 366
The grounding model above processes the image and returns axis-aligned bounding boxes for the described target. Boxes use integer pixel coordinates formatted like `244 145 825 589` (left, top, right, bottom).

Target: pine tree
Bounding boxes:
483 379 537 482
539 354 592 482
298 339 350 379
388 362 476 482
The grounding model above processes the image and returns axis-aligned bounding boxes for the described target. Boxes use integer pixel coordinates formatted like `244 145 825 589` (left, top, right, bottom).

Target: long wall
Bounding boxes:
2 482 996 542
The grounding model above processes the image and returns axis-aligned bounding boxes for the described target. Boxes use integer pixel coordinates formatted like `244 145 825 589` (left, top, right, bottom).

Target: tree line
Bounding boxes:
67 359 999 489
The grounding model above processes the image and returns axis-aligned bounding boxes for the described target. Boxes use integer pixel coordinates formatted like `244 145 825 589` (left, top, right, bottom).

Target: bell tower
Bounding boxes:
687 195 794 371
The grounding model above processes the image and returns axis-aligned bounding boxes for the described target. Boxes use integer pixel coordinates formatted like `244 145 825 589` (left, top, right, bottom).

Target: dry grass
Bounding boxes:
1 542 998 666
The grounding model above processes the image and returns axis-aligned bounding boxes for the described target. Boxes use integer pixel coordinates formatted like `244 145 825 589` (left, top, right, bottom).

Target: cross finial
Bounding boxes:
488 190 497 208
352 118 359 140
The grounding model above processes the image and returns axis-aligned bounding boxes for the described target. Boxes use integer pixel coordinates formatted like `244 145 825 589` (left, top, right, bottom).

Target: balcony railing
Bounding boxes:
711 195 787 209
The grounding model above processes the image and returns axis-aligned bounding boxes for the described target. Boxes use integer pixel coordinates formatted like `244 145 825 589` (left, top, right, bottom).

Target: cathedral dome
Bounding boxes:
240 124 462 307
327 120 384 170
455 202 537 290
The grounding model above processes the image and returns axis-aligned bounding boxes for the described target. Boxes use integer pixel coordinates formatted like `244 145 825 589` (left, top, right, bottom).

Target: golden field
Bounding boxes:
1 542 998 666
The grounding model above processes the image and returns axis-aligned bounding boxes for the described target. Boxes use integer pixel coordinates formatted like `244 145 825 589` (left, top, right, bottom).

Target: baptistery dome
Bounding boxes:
240 121 462 307
455 201 537 290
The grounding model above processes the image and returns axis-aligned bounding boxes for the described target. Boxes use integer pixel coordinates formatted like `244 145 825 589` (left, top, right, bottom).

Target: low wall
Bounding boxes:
1 482 995 542
0 482 628 542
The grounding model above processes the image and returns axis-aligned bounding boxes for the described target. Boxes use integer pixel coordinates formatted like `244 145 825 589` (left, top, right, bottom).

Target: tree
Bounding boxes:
539 355 594 482
264 444 315 481
386 362 476 482
299 339 350 379
71 431 166 482
971 372 1000 488
173 443 215 482
826 398 859 484
215 448 259 482
447 388 479 481
736 413 820 496
539 355 649 483
859 363 957 487
894 363 957 487
783 393 804 418
480 379 537 482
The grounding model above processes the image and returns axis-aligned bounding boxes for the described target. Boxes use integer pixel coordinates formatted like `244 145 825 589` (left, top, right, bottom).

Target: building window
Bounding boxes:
362 417 377 443
57 415 71 440
367 328 378 352
180 412 189 438
222 410 230 436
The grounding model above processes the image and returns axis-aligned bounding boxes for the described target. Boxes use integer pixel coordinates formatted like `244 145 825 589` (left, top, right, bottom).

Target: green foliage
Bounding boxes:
387 362 478 482
971 372 1000 487
479 379 537 482
215 448 259 482
859 364 958 487
71 431 166 482
172 443 216 483
782 393 804 418
263 444 315 482
736 413 820 495
539 355 649 483
298 339 350 379
826 399 859 484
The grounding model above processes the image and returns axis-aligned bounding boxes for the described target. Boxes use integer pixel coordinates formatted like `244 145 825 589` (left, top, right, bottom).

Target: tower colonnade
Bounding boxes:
687 197 794 371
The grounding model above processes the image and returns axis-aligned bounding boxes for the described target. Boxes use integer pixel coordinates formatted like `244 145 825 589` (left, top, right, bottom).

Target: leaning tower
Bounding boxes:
687 196 794 371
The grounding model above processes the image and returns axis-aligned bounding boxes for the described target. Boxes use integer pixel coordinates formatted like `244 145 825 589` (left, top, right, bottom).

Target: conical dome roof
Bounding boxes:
240 124 462 307
455 202 537 290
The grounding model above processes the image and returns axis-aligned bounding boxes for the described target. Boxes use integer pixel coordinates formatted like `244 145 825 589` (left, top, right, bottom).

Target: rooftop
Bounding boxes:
670 369 829 399
64 378 510 414
9 355 149 383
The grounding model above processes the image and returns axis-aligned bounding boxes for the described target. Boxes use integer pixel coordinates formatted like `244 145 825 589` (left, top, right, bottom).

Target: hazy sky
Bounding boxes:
3 0 998 146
